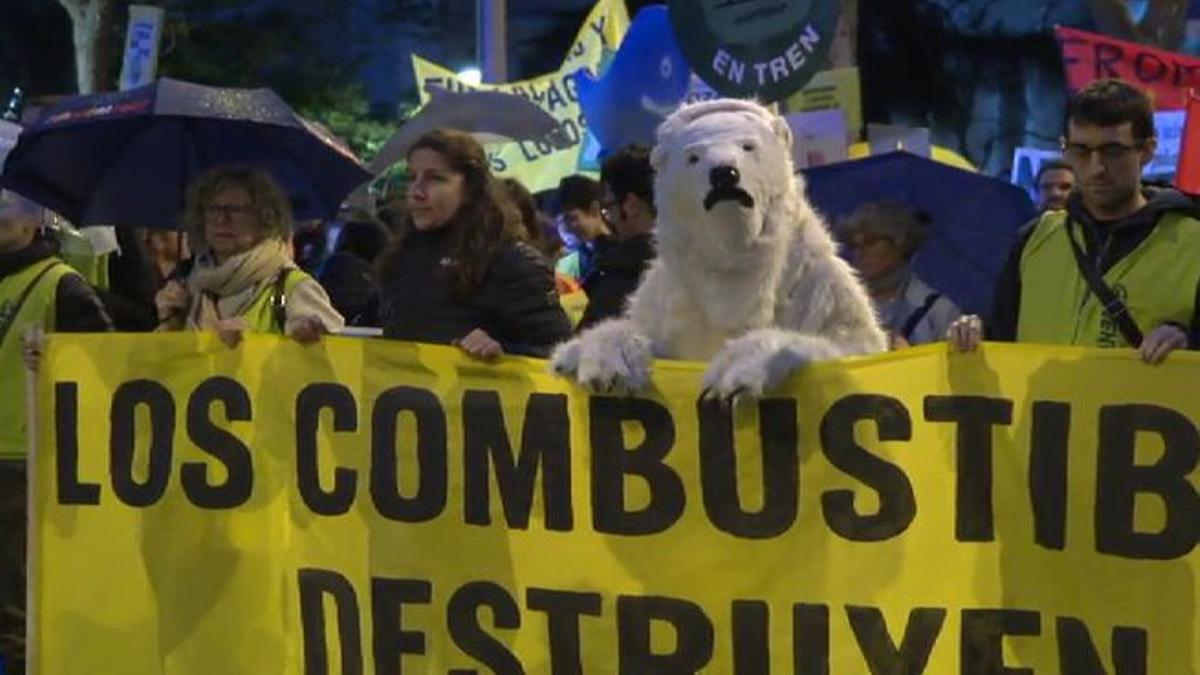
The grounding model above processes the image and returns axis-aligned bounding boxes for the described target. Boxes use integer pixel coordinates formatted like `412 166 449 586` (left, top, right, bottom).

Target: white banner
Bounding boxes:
119 5 165 91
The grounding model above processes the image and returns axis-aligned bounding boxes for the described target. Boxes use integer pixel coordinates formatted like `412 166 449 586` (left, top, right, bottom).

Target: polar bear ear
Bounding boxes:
771 116 794 149
650 142 668 171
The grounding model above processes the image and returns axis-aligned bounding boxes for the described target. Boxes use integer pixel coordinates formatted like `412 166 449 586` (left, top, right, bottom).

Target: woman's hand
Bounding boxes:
155 281 190 322
213 317 247 348
946 314 984 352
454 328 504 361
289 315 327 344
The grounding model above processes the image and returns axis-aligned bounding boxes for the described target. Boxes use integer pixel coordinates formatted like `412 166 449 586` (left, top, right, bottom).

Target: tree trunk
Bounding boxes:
827 0 859 69
57 0 119 94
1086 0 1188 50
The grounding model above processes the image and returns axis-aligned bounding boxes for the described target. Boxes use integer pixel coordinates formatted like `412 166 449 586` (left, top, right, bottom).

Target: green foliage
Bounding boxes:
156 1 405 161
296 86 396 162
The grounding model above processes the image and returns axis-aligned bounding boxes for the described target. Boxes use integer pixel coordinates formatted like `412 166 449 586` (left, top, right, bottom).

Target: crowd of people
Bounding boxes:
0 77 1197 673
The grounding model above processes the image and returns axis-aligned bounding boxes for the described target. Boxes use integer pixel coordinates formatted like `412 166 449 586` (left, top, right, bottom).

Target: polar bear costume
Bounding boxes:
552 99 886 399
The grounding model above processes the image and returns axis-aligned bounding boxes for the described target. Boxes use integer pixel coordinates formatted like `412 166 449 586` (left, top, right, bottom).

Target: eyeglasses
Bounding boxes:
1061 141 1144 164
204 203 255 219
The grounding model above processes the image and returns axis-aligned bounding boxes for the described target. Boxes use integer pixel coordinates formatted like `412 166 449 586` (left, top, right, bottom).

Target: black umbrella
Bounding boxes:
0 77 371 228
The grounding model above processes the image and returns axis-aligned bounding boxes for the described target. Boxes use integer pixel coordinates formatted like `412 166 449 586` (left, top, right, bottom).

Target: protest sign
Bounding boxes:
30 334 1200 672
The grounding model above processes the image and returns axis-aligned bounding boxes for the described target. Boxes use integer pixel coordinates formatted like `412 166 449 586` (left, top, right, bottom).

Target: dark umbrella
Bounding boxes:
802 151 1037 314
0 77 371 228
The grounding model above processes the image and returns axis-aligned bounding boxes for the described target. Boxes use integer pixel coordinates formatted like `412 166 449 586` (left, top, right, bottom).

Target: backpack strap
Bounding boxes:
270 268 297 332
1064 217 1143 347
900 292 942 340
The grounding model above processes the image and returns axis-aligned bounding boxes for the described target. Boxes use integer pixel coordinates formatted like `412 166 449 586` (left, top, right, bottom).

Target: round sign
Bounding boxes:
669 0 842 103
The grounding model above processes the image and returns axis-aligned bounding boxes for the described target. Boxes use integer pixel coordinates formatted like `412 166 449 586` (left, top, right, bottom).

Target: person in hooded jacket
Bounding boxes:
949 78 1200 365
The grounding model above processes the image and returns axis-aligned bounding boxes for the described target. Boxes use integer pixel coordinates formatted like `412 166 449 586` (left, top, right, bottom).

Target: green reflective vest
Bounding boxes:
240 268 309 334
1017 210 1200 347
58 226 110 290
0 258 76 459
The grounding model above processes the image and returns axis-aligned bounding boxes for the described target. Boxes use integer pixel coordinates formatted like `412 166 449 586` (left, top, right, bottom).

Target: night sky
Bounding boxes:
0 0 665 111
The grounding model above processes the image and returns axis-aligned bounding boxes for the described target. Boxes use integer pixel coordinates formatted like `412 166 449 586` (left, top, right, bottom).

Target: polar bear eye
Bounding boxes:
742 142 755 152
687 153 699 165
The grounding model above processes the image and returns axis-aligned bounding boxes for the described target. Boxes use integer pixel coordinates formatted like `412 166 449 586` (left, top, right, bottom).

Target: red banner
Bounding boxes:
1177 90 1200 192
1055 26 1200 110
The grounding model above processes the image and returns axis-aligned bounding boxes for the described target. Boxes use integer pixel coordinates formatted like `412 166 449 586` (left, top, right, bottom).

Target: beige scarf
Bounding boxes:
185 239 294 330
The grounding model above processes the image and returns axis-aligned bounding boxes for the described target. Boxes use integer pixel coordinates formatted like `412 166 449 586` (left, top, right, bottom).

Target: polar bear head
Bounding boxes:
650 99 804 268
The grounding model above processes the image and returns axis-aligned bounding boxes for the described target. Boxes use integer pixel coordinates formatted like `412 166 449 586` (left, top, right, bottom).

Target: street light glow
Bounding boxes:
457 67 482 86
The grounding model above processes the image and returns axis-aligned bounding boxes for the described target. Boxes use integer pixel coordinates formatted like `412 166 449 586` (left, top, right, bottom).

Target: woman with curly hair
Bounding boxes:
154 165 344 346
377 129 570 358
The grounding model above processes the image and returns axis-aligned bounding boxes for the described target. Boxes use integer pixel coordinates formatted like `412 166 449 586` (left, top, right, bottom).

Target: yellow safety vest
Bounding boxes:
59 226 110 290
0 258 77 459
239 268 309 334
1017 210 1200 347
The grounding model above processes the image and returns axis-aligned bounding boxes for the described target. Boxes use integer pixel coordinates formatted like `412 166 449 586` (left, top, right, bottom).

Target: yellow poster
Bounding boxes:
31 334 1200 673
411 0 629 192
783 66 862 137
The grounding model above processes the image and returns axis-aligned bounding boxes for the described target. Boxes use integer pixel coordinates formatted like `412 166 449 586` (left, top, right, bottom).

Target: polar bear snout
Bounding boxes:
710 165 740 189
703 165 755 211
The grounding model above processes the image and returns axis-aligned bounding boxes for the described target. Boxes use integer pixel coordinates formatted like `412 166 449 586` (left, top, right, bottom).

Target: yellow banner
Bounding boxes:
411 0 629 192
32 334 1200 673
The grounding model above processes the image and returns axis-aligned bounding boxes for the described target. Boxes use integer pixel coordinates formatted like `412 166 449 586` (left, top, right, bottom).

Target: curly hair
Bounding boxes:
378 128 524 299
182 165 292 254
837 200 930 260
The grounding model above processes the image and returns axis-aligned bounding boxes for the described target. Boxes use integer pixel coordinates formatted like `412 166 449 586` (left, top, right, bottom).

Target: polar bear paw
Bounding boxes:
550 320 653 395
702 329 841 403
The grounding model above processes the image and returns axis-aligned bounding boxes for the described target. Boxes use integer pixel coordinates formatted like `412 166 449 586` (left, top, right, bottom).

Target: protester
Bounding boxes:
840 201 961 347
291 219 328 274
501 177 560 259
95 227 169 331
555 173 608 281
949 79 1200 364
1035 158 1075 211
317 218 388 326
142 228 189 290
154 165 343 346
0 190 112 675
499 176 583 326
577 144 657 331
376 128 570 358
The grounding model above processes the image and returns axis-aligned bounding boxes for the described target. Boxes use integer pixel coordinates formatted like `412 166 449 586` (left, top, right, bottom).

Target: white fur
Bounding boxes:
552 99 887 399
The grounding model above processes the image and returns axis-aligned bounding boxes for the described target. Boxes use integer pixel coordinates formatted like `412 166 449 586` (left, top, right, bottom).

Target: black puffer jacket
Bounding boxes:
578 234 655 331
379 229 571 357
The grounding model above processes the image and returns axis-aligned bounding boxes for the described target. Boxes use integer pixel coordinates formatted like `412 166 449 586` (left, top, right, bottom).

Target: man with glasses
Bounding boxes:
0 190 111 674
577 145 658 330
949 79 1200 363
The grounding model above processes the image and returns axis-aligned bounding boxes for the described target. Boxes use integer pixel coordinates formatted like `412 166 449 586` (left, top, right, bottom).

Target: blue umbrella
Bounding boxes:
0 77 371 228
574 5 691 153
802 151 1037 314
